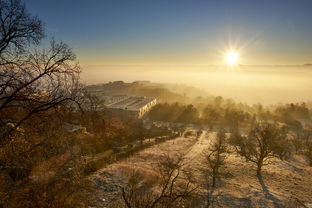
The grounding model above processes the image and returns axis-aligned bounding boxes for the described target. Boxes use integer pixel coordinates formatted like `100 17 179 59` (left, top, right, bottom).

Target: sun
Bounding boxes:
225 51 239 65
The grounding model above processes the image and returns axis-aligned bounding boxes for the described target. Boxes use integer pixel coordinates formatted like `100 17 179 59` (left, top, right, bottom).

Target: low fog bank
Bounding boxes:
81 65 312 105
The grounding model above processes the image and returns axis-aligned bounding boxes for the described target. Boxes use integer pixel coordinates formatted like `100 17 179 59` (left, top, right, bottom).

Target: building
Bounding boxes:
107 96 157 118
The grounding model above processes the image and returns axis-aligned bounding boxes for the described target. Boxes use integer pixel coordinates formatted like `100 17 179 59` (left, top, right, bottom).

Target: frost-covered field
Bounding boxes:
89 130 312 208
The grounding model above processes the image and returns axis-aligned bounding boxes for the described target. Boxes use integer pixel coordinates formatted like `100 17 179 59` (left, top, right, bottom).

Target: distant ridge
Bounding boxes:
239 64 312 67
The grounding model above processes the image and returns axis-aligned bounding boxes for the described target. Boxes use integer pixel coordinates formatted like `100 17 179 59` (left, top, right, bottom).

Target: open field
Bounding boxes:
89 130 312 208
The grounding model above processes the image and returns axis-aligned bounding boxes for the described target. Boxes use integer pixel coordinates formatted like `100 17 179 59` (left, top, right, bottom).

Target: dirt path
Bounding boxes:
88 130 312 208
88 133 199 207
183 131 214 165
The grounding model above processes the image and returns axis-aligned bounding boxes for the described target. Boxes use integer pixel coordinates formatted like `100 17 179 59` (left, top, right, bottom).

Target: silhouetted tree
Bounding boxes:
0 0 82 138
0 0 44 55
202 105 222 129
177 104 198 123
201 129 227 188
0 39 81 138
231 122 286 175
302 131 312 166
0 1 89 207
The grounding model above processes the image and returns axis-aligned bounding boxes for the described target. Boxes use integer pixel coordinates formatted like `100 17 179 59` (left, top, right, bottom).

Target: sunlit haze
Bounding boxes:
26 0 312 104
2 1 312 207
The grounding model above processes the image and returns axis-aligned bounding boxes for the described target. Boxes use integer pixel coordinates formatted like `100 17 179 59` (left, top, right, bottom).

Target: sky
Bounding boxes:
26 0 312 67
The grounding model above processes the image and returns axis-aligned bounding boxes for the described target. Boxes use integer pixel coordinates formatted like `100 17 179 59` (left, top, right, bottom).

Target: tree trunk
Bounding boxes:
212 169 216 187
256 163 262 175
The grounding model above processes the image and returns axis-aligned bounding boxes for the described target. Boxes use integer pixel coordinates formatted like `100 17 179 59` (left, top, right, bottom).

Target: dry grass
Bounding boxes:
89 130 312 207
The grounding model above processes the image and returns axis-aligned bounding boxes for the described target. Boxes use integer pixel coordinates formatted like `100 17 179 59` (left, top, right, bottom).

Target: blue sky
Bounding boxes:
26 0 312 65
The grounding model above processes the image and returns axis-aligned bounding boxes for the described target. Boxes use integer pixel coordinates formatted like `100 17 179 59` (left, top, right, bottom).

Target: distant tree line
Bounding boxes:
148 103 199 124
147 97 311 132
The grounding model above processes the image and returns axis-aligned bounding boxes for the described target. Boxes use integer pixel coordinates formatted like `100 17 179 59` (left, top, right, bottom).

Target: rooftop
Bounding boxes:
107 96 156 111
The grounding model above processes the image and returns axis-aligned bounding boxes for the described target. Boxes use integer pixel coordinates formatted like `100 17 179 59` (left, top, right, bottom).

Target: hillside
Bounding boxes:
88 130 312 208
86 81 214 103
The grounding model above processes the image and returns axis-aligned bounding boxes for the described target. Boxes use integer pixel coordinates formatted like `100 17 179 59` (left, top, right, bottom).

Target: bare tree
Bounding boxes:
230 122 286 175
117 154 198 208
0 40 81 137
0 0 44 56
201 129 227 188
0 1 90 207
82 89 105 112
291 130 312 156
200 130 227 208
291 132 304 154
0 0 82 140
304 137 312 166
